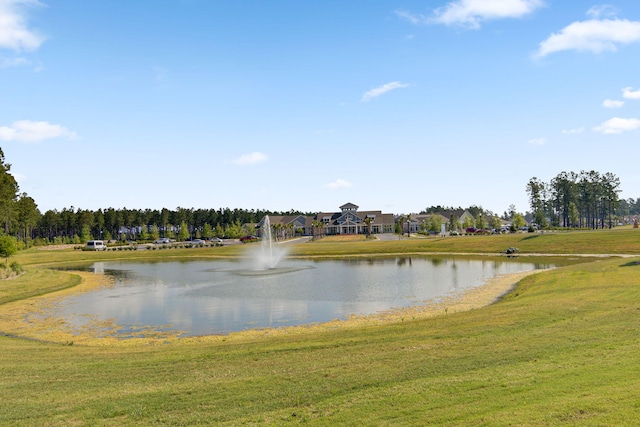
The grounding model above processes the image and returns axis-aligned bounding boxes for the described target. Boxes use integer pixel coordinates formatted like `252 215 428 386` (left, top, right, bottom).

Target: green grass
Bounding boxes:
293 228 640 257
1 229 640 425
13 228 640 270
0 269 81 305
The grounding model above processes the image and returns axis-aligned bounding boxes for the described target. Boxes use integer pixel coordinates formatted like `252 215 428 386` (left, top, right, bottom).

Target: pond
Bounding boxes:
52 257 556 337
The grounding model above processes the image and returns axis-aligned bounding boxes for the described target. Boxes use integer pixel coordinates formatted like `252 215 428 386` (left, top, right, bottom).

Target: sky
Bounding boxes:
1 0 639 216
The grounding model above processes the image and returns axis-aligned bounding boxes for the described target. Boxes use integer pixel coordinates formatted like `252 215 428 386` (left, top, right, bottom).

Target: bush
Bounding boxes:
10 261 23 274
0 234 18 263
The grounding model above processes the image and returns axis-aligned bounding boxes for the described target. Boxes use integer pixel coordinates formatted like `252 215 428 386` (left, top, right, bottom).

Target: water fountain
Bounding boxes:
249 215 288 271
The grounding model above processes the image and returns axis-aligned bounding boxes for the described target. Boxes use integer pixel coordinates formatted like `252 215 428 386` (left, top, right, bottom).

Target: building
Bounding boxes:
316 203 395 235
257 203 396 238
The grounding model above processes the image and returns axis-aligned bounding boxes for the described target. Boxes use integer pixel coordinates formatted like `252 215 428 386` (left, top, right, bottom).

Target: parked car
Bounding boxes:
85 240 107 251
209 237 223 245
239 235 257 243
191 239 205 245
154 238 171 244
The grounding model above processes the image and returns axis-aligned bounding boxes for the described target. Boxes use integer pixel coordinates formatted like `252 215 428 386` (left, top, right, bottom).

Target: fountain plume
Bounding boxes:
251 215 287 270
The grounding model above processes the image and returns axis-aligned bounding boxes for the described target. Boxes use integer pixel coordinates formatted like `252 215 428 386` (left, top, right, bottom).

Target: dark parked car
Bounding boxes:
239 235 257 243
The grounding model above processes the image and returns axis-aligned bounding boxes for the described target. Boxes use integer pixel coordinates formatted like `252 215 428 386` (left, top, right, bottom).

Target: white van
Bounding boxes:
85 240 107 251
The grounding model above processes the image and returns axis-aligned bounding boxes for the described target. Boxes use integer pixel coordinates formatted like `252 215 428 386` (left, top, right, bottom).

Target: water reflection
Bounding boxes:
52 257 554 337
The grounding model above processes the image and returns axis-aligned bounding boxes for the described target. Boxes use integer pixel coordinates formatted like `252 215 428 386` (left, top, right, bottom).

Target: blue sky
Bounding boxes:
1 0 639 216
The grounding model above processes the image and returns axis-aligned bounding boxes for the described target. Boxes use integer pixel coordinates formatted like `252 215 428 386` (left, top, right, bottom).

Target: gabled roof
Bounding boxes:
412 213 450 224
258 215 308 228
315 210 394 226
336 211 363 224
340 202 359 211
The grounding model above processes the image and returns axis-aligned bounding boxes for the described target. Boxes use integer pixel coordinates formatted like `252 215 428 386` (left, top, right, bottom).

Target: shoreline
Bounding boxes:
0 268 540 346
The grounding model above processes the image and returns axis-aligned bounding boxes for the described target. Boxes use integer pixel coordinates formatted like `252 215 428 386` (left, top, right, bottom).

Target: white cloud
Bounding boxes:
361 81 410 102
430 0 543 29
12 172 26 183
232 151 268 166
395 9 426 25
0 120 77 143
0 0 45 51
586 5 618 19
602 99 624 108
535 18 640 58
0 56 29 67
593 117 640 134
326 179 352 190
561 128 584 135
528 137 546 145
623 87 640 100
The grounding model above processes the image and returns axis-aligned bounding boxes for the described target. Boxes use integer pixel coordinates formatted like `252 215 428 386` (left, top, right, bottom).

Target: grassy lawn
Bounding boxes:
1 229 639 425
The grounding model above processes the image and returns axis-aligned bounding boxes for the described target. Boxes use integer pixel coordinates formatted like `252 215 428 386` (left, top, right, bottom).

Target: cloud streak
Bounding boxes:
593 117 640 134
602 99 624 108
535 18 640 58
0 120 77 143
326 179 352 190
0 0 45 51
232 151 268 166
586 5 619 19
429 0 543 29
623 87 640 100
361 81 410 102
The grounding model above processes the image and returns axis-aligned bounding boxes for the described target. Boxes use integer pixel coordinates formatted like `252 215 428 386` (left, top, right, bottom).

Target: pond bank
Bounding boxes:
0 265 541 346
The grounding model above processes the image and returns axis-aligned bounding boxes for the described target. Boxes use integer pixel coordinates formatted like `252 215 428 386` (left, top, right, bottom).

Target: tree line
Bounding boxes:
34 206 314 245
0 146 637 249
526 170 623 229
0 148 312 247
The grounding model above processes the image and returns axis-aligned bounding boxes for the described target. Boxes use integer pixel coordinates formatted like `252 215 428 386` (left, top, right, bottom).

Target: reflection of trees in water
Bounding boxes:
395 257 412 266
342 257 407 266
429 257 444 267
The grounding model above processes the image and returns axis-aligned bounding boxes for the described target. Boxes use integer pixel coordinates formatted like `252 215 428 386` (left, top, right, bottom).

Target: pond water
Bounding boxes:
53 257 554 337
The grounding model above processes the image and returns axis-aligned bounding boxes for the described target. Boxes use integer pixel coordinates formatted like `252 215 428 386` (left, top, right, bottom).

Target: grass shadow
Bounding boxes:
521 235 540 241
620 260 640 267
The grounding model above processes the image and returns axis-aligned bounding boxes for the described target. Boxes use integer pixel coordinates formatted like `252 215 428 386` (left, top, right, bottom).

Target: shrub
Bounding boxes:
10 261 23 274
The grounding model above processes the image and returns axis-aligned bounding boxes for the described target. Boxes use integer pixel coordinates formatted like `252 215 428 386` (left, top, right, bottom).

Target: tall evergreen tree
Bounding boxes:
15 193 40 247
0 148 19 233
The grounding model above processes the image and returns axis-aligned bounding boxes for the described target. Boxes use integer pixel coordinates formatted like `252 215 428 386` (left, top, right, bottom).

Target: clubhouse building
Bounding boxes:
258 203 396 238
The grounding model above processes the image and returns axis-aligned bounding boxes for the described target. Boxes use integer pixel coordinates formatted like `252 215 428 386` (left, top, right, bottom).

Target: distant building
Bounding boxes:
402 209 475 234
257 203 396 238
316 203 395 235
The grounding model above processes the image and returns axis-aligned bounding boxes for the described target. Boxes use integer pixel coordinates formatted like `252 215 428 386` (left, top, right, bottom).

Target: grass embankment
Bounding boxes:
1 229 639 425
13 227 640 269
295 228 640 257
0 269 81 305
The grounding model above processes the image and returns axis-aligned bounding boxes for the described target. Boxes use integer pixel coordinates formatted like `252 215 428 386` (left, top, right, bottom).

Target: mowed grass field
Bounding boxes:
1 229 640 425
